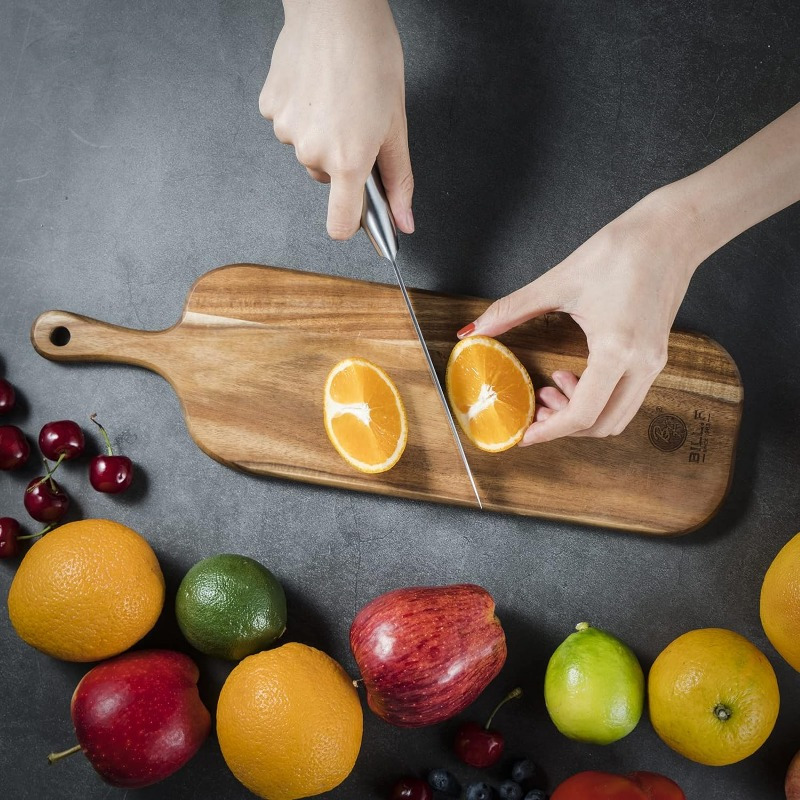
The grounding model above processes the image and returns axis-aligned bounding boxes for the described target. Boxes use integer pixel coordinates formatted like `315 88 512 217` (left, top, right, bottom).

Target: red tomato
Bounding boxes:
628 772 686 800
552 771 686 800
551 772 648 800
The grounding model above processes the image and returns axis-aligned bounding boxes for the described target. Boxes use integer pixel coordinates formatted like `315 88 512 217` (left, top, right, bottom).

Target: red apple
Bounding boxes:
551 771 686 800
787 749 800 800
350 584 506 727
49 650 210 788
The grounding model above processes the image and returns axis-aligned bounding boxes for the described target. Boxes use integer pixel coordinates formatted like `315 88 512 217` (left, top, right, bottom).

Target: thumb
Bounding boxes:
377 122 414 234
459 274 561 339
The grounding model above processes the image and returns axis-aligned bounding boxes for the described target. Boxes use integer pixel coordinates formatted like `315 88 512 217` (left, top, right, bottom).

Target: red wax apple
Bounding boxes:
49 650 210 788
786 751 800 800
551 771 685 800
350 584 507 727
454 687 522 767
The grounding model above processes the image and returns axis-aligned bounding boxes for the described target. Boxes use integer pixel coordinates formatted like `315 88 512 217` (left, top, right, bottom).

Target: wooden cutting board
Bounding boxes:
31 264 742 535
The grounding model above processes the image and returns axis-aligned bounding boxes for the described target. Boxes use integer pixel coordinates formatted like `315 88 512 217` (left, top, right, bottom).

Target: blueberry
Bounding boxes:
427 768 461 797
499 780 524 800
465 782 494 800
523 791 547 800
511 759 540 785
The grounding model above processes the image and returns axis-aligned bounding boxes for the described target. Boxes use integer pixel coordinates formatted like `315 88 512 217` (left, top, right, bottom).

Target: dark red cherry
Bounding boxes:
89 414 133 493
454 687 522 768
0 425 30 470
0 517 21 558
24 477 69 522
0 379 15 415
89 455 133 493
39 420 85 462
391 777 433 800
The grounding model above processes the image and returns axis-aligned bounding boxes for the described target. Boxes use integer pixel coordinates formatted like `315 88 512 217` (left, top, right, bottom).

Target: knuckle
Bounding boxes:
258 90 273 120
294 140 322 168
272 118 292 144
611 420 631 436
642 346 668 375
488 294 515 323
567 408 598 431
593 333 637 367
590 425 614 438
329 145 372 177
397 169 414 197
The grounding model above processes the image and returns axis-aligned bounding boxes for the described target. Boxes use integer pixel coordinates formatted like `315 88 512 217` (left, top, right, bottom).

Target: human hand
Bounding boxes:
458 191 701 444
259 0 414 240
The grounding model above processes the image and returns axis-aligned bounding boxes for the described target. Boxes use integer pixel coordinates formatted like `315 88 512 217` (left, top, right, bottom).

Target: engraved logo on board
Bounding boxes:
648 413 688 452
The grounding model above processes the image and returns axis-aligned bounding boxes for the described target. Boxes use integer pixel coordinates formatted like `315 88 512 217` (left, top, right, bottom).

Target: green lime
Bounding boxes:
176 554 287 661
544 621 644 745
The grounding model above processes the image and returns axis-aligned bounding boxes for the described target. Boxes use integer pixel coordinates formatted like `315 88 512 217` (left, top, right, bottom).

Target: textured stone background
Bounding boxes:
1 1 799 798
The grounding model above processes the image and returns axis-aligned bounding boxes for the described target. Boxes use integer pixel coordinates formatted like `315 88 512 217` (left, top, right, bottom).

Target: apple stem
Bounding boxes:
90 413 114 456
713 703 732 722
485 686 523 730
48 744 82 764
17 523 56 541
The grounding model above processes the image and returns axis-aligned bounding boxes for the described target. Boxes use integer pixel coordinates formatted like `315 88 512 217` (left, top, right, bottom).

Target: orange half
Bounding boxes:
446 336 535 452
323 358 408 474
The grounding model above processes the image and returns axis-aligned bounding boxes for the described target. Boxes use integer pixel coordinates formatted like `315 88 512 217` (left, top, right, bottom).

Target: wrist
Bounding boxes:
642 179 727 275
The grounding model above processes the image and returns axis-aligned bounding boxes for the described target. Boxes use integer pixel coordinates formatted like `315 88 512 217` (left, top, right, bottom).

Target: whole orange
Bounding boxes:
761 531 800 670
648 628 779 766
216 642 362 800
7 519 164 661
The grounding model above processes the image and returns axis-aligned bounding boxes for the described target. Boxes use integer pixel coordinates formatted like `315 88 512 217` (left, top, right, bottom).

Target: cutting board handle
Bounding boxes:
31 311 170 373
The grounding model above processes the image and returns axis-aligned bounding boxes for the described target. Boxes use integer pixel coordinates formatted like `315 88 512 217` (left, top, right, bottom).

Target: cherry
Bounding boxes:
0 379 15 415
24 475 69 522
89 414 133 493
0 518 54 558
391 778 433 800
0 425 30 470
0 517 21 558
454 687 523 768
39 420 85 463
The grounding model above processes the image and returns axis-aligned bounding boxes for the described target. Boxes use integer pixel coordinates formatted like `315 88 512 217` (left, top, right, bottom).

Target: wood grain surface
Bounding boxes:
30 264 743 535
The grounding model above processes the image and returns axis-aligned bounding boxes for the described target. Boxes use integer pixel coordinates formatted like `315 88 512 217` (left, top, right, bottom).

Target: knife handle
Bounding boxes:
361 166 399 263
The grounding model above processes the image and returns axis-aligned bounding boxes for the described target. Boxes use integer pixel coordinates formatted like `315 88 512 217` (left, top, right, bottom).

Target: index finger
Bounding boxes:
520 356 625 445
326 170 370 241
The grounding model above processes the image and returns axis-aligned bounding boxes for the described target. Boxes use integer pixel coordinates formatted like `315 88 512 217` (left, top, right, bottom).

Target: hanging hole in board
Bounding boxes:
49 327 71 347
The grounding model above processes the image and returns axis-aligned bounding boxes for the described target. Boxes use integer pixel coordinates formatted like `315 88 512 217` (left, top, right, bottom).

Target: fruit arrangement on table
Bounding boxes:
2 348 800 800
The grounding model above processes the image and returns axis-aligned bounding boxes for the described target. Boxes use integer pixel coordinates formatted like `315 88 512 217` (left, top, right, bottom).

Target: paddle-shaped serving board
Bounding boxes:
31 264 742 535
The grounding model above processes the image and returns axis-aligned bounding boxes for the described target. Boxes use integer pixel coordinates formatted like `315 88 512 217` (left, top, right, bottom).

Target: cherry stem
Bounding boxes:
48 744 81 764
90 413 114 456
485 686 523 730
17 523 55 541
27 456 60 493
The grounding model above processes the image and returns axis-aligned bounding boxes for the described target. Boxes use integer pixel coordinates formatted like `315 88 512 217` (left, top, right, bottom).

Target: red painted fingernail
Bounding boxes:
457 322 475 339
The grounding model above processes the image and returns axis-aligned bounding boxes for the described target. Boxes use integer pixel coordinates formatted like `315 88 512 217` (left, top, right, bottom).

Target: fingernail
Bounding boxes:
405 208 415 233
457 322 476 339
519 427 538 447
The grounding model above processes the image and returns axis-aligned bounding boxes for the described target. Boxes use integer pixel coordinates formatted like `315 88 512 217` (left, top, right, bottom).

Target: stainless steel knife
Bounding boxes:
361 167 483 509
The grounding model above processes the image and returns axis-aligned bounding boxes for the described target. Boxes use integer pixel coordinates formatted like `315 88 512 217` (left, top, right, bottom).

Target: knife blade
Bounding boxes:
361 167 483 510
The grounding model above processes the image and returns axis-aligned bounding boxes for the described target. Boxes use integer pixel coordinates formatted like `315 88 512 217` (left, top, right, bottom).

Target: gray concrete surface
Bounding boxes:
1 1 799 798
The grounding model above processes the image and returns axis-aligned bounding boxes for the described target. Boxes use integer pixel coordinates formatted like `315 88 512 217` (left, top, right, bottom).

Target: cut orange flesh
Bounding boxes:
323 358 408 474
445 336 535 452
